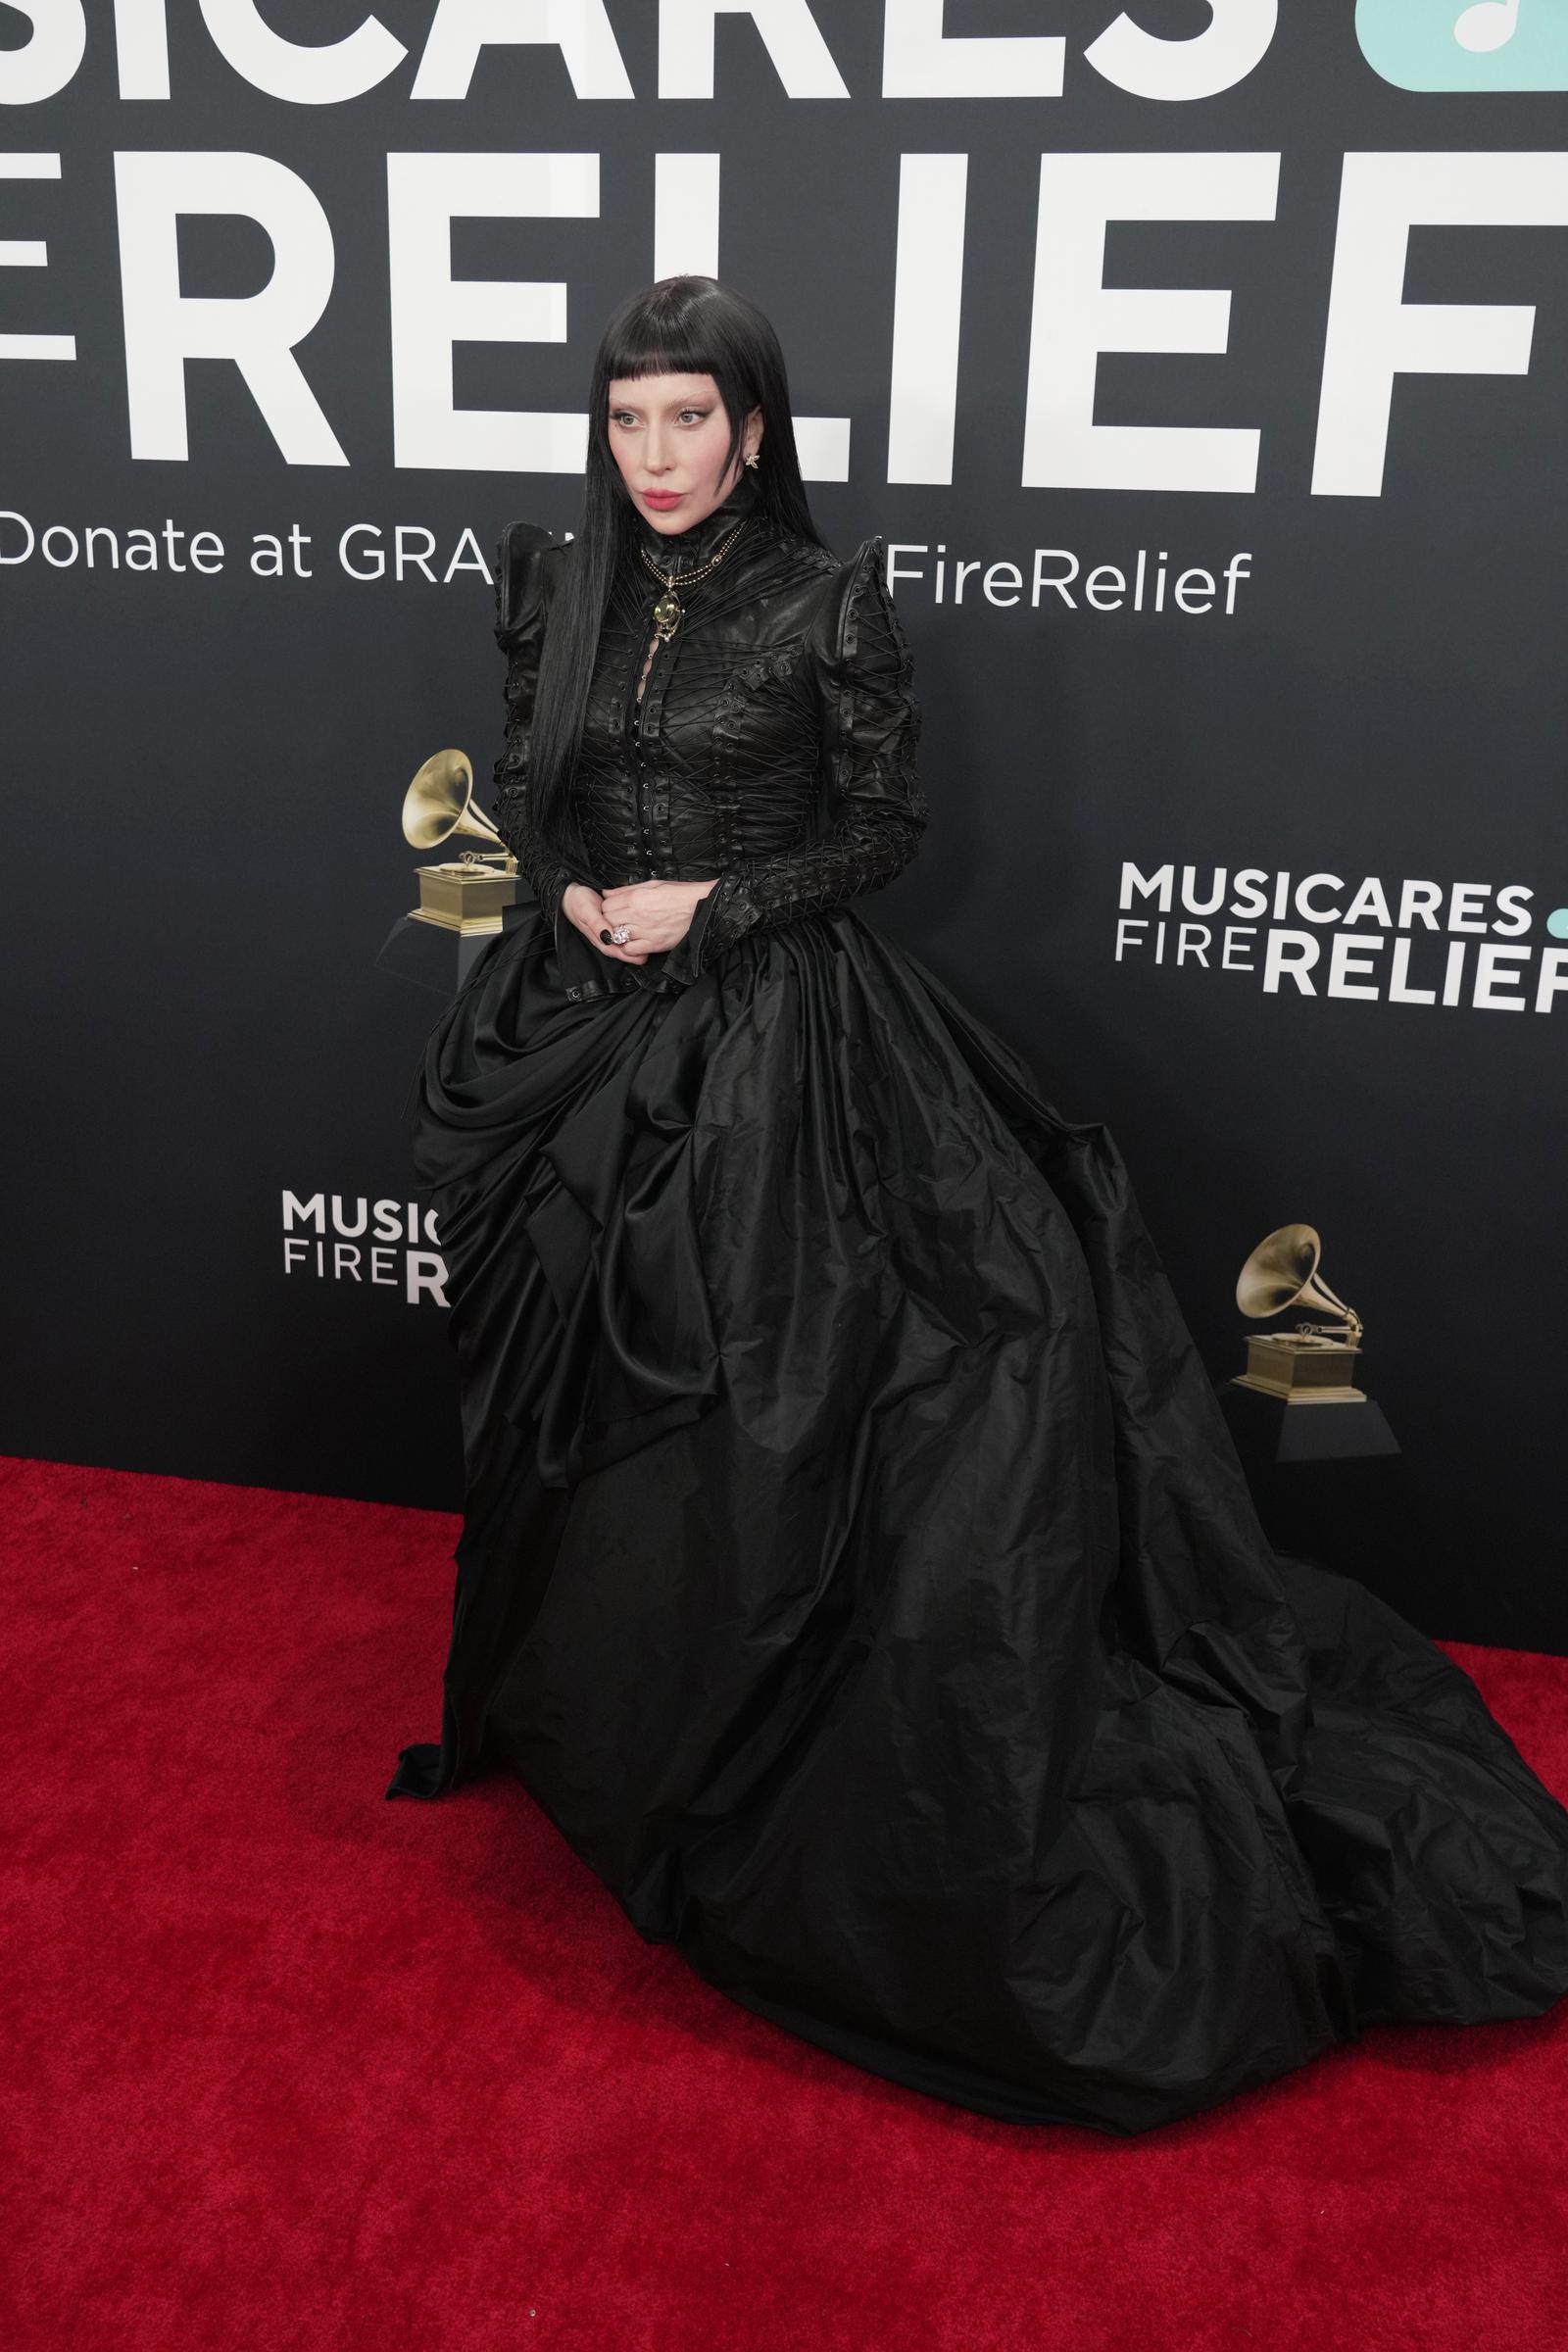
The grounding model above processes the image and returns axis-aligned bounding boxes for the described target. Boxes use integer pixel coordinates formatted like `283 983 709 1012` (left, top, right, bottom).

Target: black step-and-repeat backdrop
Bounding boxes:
4 6 1566 1647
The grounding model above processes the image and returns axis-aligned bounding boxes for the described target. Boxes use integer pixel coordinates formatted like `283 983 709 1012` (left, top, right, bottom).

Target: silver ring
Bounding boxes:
609 924 632 945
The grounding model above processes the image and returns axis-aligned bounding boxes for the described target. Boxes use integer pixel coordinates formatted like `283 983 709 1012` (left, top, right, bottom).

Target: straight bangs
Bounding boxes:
601 310 726 386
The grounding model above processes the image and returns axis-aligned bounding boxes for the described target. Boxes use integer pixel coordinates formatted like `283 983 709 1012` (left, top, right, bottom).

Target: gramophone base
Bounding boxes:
1231 1371 1367 1405
1234 1332 1365 1403
408 857 517 936
405 905 506 939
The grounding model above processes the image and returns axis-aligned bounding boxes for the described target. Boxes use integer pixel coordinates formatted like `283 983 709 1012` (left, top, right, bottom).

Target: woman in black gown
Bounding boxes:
387 274 1568 2135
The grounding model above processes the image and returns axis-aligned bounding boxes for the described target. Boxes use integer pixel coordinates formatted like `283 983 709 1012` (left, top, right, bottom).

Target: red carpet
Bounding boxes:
3 1452 1565 2352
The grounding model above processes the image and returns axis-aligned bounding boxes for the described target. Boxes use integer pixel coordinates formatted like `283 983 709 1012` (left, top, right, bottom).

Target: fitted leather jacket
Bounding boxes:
491 466 927 1000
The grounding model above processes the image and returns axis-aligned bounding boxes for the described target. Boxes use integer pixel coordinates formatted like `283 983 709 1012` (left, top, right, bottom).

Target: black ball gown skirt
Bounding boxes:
386 898 1568 2135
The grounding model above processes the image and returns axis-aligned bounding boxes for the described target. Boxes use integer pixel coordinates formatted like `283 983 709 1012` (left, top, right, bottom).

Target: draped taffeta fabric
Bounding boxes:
387 476 1568 2135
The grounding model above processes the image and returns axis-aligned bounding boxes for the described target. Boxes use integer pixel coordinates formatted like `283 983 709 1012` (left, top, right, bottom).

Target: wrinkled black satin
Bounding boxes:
387 898 1568 2135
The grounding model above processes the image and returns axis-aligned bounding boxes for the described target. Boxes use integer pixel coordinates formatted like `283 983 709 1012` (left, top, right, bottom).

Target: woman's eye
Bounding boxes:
609 407 706 426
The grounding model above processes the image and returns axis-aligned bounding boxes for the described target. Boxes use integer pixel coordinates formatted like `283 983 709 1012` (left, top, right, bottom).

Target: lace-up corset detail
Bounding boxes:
490 504 927 985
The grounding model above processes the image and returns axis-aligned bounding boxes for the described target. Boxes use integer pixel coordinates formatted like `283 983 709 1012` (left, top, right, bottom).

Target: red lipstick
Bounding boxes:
642 490 683 510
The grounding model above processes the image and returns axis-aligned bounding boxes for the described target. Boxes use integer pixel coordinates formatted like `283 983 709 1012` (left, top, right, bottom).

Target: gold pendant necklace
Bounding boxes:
639 514 750 644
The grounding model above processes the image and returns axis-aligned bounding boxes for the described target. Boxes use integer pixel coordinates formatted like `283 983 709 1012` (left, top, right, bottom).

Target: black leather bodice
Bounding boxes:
490 468 927 995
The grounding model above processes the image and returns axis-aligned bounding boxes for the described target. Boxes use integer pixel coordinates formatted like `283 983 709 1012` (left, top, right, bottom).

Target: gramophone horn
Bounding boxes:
402 749 507 854
1236 1222 1361 1341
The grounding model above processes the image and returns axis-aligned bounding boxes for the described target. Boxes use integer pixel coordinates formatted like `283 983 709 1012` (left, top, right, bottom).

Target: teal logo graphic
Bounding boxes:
1357 0 1568 87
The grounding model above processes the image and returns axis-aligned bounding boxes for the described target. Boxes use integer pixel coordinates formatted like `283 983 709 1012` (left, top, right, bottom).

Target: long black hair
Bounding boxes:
525 275 829 863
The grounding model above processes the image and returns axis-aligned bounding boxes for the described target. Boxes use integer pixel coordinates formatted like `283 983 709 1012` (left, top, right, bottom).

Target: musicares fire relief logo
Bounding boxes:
1115 863 1568 1013
281 1191 447 1307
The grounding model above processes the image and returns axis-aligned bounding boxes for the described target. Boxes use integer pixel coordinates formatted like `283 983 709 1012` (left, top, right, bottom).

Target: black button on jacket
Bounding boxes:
490 467 928 1000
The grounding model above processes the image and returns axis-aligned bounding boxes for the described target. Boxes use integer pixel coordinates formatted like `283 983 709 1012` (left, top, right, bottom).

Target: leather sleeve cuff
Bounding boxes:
652 870 758 989
687 870 760 976
536 866 572 930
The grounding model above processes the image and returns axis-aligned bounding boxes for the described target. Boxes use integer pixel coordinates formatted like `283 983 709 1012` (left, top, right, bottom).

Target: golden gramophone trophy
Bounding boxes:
1233 1223 1366 1404
1221 1224 1403 1588
402 750 518 936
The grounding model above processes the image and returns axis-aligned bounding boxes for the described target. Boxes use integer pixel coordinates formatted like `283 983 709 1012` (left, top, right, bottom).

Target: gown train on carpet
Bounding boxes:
387 896 1568 2135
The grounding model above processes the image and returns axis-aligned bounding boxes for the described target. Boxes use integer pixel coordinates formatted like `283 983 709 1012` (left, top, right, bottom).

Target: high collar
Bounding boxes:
627 466 762 567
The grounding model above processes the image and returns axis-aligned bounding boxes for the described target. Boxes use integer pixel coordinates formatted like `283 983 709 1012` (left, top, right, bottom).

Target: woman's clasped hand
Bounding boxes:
564 875 718 965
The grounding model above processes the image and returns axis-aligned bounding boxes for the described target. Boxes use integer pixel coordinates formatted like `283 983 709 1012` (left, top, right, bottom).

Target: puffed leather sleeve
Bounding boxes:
492 519 574 932
674 535 928 980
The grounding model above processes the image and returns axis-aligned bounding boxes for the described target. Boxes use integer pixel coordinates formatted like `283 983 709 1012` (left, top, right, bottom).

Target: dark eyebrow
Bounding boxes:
608 395 709 411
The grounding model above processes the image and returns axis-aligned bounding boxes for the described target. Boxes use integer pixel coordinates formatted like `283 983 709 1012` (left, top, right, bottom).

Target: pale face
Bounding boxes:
606 370 763 536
